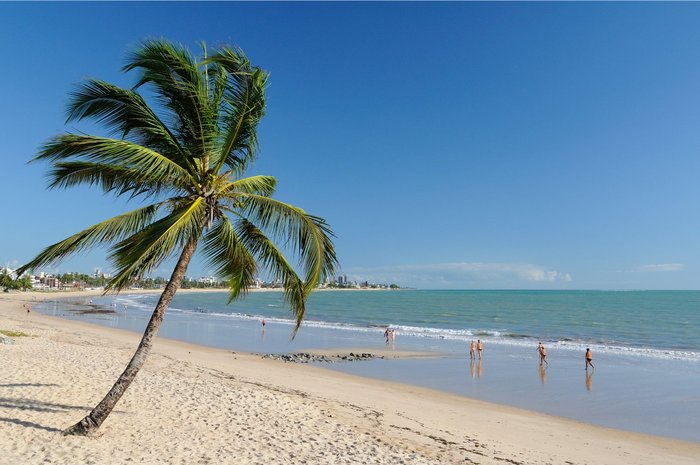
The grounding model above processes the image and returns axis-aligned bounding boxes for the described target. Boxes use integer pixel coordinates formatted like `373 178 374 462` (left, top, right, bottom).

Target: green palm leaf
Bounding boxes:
232 193 338 294
15 202 165 276
234 218 308 332
48 161 174 198
37 134 197 192
223 175 276 197
67 79 188 170
207 47 268 174
123 40 213 172
107 197 207 290
201 216 258 303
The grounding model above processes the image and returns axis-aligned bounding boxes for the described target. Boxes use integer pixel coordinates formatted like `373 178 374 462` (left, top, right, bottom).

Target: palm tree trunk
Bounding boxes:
64 238 199 436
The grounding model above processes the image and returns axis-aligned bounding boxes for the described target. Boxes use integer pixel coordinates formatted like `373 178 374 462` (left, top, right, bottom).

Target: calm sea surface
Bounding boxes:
98 289 699 360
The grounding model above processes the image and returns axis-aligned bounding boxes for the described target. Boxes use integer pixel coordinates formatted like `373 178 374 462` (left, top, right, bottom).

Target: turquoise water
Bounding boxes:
111 290 700 360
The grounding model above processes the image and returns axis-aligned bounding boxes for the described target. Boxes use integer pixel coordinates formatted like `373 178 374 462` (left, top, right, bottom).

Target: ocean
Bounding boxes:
35 289 700 442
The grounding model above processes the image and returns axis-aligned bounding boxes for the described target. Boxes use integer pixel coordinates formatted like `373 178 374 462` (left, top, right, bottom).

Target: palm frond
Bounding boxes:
123 40 213 173
48 161 176 198
36 135 197 191
222 175 276 197
206 47 268 174
106 197 207 291
66 79 190 171
207 61 228 122
15 203 165 276
201 216 258 303
234 217 307 333
233 194 337 294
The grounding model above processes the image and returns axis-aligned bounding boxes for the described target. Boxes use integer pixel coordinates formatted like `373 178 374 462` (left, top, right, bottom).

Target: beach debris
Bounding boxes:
261 352 381 363
0 329 28 343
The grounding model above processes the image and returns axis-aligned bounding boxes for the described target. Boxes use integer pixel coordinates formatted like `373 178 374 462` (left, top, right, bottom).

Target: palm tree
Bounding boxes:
16 40 337 436
0 269 13 291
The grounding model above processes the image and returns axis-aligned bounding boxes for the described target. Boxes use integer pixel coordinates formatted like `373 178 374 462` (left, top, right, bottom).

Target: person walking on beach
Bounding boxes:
469 340 476 360
538 342 549 366
477 339 483 360
384 328 390 344
585 348 594 370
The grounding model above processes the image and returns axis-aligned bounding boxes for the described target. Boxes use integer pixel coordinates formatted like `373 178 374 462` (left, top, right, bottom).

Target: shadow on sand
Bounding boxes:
0 416 63 432
0 397 89 413
0 383 60 388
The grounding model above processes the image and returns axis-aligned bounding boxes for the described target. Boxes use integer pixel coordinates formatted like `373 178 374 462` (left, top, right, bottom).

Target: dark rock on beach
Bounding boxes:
261 352 381 364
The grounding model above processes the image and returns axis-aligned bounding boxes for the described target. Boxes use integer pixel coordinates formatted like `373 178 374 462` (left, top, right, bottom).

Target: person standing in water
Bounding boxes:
538 343 549 366
469 340 476 360
585 348 594 370
477 339 483 360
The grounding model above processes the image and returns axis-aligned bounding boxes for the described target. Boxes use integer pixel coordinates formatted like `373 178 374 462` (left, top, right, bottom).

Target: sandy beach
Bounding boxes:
1 291 698 464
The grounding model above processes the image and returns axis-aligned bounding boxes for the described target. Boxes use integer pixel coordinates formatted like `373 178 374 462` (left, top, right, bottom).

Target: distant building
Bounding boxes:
198 276 220 285
94 268 111 279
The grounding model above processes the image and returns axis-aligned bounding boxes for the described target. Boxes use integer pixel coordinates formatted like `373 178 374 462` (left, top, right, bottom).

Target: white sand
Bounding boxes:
1 291 698 464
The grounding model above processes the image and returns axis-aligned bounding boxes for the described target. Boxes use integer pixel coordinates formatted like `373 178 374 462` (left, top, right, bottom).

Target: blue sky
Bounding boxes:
2 2 700 289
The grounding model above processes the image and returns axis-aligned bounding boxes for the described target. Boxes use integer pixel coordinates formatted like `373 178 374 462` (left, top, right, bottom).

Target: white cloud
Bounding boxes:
345 262 573 288
632 263 685 273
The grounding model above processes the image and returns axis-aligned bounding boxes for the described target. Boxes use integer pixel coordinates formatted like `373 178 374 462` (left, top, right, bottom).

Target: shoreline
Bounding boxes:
20 289 700 441
1 291 699 464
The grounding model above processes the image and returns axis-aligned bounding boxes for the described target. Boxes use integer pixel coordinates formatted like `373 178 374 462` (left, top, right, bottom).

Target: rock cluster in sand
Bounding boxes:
261 352 381 363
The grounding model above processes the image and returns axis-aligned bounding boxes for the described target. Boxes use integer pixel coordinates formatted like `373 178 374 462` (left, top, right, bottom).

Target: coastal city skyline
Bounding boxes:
1 265 399 291
3 3 700 289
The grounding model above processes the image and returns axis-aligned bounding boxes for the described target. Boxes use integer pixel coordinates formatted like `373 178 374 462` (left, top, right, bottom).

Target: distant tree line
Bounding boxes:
57 272 109 288
0 270 32 292
56 273 227 290
135 276 226 289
